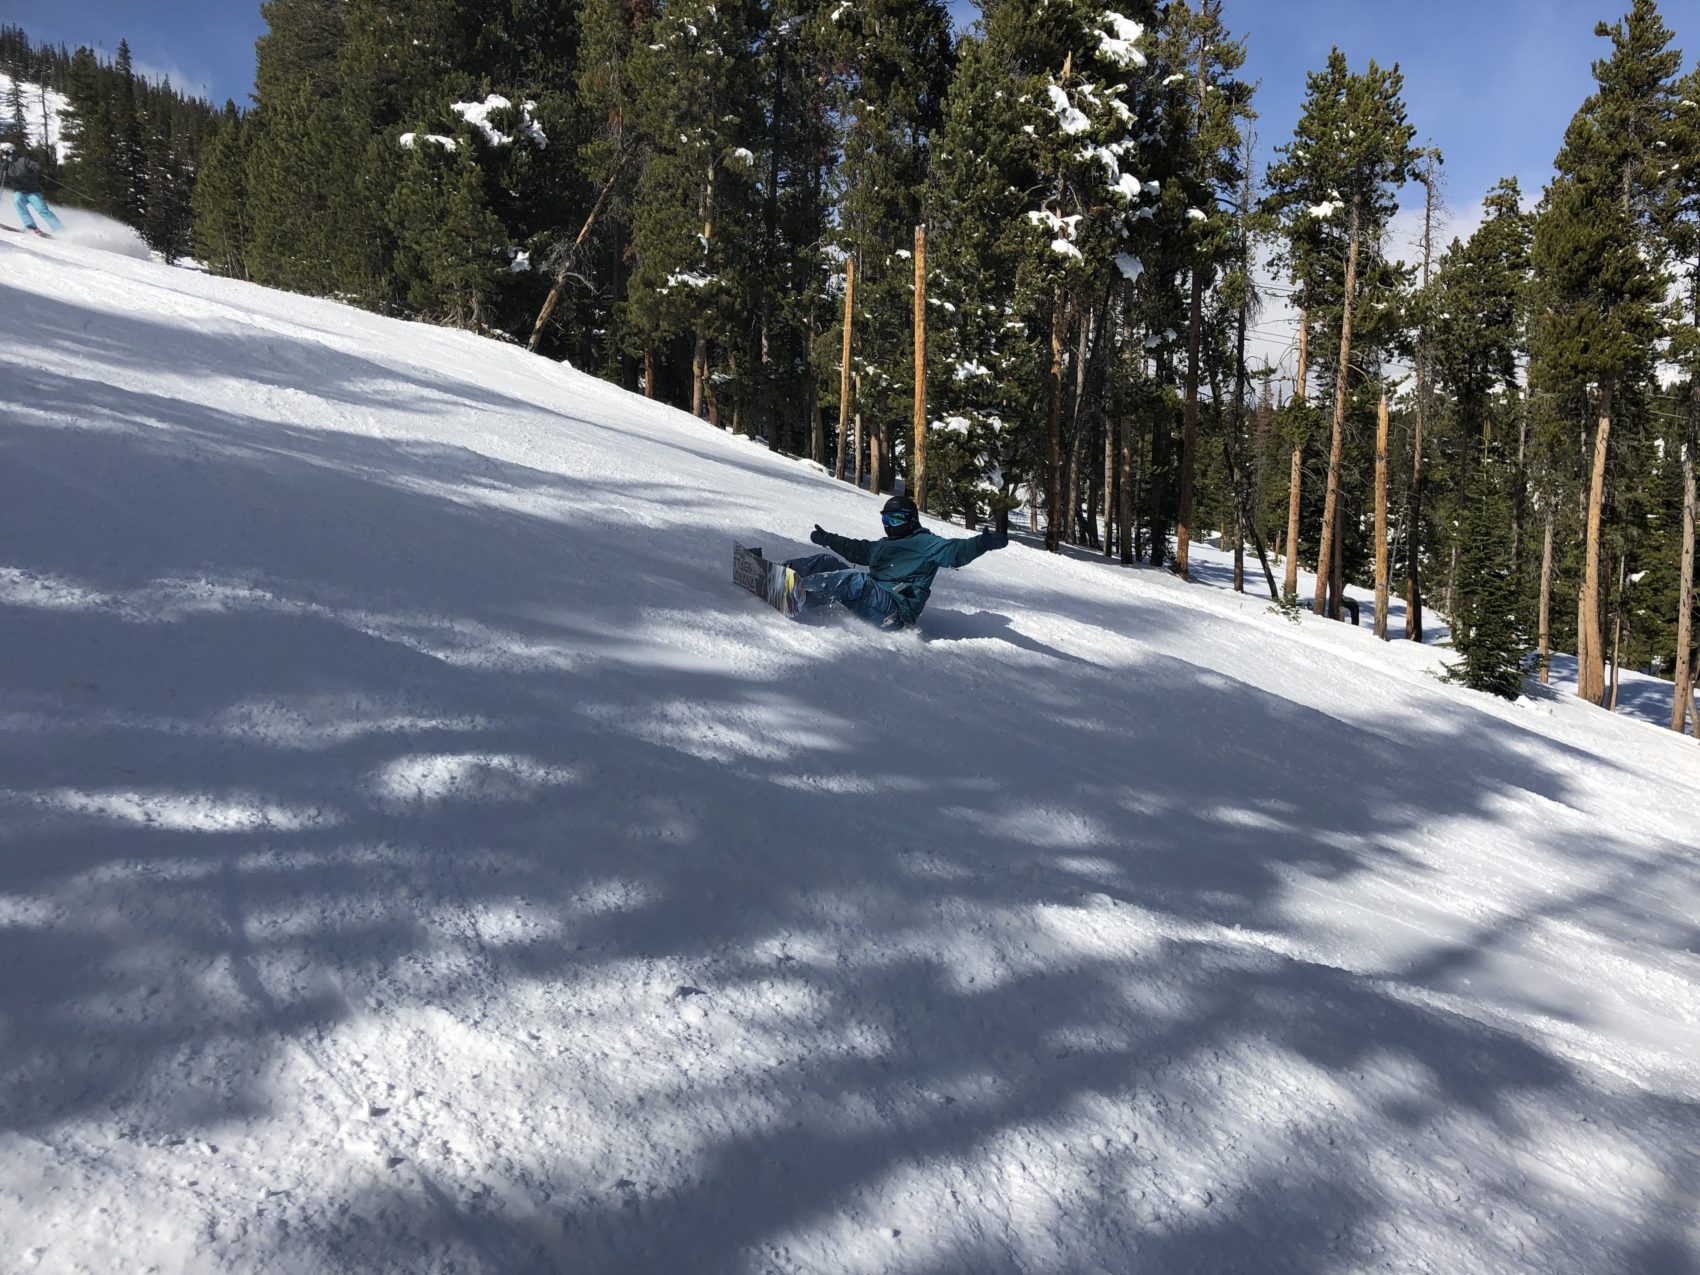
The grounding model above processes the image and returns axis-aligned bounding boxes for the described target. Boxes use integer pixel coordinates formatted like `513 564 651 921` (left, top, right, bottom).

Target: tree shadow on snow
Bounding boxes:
1 287 1696 1274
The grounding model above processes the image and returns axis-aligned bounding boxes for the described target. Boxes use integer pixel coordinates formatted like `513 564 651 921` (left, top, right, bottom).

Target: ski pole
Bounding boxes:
44 174 97 203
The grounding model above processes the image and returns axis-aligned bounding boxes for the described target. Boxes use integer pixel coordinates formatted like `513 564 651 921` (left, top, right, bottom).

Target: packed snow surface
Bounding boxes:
2 237 1698 1275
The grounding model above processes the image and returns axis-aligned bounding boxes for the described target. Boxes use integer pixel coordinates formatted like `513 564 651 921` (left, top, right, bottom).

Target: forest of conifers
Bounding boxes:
4 2 1698 722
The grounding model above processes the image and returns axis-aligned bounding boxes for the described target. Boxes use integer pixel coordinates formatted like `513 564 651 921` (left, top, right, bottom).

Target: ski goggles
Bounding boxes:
881 510 913 529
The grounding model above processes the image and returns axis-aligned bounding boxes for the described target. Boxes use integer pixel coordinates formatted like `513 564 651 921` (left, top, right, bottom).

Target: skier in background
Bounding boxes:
1 142 63 237
788 492 1009 630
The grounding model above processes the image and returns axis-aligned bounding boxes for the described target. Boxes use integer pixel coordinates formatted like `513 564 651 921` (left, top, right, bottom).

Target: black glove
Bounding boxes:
810 524 830 546
980 527 1010 550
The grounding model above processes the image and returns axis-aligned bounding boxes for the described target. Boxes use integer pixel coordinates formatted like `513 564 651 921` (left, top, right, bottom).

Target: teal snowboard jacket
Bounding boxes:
813 527 1000 623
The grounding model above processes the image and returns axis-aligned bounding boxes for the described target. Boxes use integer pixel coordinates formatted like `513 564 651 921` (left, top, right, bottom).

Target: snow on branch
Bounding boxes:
400 133 459 153
1046 84 1091 136
1098 14 1148 69
451 96 549 149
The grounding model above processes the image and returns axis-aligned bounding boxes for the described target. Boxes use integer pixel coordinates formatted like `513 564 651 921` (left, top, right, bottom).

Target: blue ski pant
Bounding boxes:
13 193 61 233
785 553 906 630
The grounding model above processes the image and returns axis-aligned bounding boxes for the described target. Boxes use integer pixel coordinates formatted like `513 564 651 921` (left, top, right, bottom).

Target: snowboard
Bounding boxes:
733 542 802 618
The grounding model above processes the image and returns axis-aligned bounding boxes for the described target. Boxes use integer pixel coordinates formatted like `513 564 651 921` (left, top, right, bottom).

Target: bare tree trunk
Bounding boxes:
704 351 721 428
1130 380 1146 561
692 334 709 420
1374 392 1390 639
691 158 718 419
1674 287 1699 736
1314 204 1361 615
643 347 656 401
807 298 824 464
1538 503 1555 684
836 258 855 481
1448 540 1461 624
1511 407 1528 575
1047 284 1068 551
852 371 864 491
1120 326 1136 565
1283 316 1309 598
529 161 624 352
1407 155 1438 642
1673 439 1696 734
1609 554 1627 711
912 225 928 507
870 416 884 495
1330 497 1346 621
1177 264 1203 579
1104 404 1116 556
1579 382 1612 705
1066 305 1095 544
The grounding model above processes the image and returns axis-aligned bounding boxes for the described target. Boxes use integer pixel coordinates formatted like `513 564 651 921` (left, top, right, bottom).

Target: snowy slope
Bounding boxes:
1183 535 1687 735
2 237 1697 1275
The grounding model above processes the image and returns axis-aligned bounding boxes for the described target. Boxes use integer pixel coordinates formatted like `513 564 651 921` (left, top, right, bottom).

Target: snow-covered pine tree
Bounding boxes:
930 29 1045 529
943 0 1157 549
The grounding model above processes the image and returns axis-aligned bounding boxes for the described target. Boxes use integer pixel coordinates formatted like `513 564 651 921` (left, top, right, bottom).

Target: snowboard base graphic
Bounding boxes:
732 543 801 618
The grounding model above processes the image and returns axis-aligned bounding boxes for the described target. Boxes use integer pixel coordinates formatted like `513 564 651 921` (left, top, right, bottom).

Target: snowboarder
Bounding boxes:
787 493 1009 630
1 143 63 237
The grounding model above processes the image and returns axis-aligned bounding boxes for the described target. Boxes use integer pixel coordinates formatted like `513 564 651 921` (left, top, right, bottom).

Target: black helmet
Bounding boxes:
881 493 921 539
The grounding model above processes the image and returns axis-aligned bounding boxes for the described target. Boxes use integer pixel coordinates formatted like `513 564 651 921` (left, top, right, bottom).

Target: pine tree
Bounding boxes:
3 76 26 149
193 103 250 276
1531 0 1678 705
112 40 146 226
255 0 346 104
623 0 765 419
141 99 193 260
1432 179 1532 452
1661 63 1699 734
61 47 120 214
387 132 510 326
1446 461 1529 699
1163 1 1252 580
930 27 1045 528
820 0 954 488
939 0 1157 548
243 1 389 300
1265 49 1420 616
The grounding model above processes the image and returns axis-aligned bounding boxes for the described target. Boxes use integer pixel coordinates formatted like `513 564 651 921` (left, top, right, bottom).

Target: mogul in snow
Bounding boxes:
0 143 63 238
785 493 1009 630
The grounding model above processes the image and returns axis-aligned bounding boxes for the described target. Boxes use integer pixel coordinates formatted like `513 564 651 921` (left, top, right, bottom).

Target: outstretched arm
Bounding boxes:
935 527 1009 569
812 525 874 565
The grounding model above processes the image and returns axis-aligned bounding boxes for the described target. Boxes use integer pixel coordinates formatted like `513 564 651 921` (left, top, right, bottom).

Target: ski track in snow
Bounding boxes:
1 234 1698 1274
